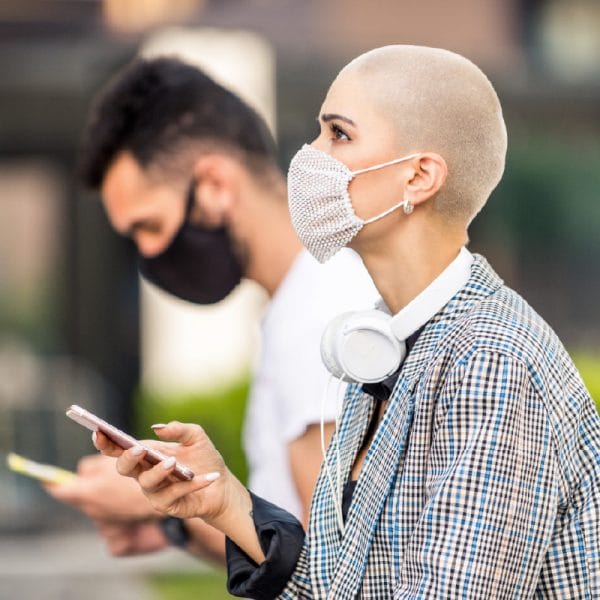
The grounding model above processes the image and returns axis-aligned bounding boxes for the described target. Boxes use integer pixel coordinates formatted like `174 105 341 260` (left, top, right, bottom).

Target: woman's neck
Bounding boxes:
358 223 466 314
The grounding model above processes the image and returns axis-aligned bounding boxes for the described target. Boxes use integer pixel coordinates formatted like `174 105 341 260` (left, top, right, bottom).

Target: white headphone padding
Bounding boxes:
320 311 356 382
321 309 406 384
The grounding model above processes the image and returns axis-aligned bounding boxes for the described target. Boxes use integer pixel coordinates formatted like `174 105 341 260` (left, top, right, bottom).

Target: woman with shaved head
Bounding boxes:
97 46 600 598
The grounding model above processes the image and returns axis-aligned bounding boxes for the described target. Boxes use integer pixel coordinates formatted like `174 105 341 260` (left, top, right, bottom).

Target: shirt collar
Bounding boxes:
388 247 474 341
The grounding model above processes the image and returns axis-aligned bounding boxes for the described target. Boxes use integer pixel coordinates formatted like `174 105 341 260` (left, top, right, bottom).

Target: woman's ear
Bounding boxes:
404 153 448 207
191 155 239 227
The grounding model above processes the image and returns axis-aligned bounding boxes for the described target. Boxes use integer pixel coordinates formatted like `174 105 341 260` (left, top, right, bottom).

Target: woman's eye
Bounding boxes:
331 123 350 141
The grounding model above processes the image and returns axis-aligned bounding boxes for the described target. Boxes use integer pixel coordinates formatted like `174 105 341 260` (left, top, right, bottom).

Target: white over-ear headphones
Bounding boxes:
320 308 406 534
319 249 474 534
320 309 406 384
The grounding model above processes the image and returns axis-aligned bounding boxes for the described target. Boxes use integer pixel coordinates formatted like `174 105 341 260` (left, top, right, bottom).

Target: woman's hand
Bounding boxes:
94 421 265 564
94 421 227 522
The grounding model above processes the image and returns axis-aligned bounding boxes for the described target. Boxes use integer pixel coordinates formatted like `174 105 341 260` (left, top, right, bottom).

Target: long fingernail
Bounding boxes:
204 472 221 482
163 457 176 470
132 445 144 456
92 431 97 445
151 423 167 430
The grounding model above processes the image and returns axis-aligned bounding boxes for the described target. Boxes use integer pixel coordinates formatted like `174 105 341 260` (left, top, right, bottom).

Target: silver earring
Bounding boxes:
403 199 414 215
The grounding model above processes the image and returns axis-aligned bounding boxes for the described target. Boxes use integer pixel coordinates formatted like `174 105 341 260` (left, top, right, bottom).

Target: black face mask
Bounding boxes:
138 183 243 305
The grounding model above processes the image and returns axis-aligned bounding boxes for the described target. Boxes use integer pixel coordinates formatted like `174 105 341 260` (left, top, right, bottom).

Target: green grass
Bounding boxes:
149 571 233 600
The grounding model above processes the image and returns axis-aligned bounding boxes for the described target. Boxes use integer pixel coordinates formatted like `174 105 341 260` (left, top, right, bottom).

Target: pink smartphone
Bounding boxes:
66 404 194 481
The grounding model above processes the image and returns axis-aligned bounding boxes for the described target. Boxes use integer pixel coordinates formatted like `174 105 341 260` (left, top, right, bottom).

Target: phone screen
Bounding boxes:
66 405 195 481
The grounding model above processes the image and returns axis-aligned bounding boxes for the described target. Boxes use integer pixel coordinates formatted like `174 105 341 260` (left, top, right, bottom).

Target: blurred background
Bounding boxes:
0 0 599 598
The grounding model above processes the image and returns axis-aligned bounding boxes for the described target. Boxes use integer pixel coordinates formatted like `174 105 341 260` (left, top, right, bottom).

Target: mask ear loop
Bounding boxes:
351 153 420 176
351 153 420 226
184 179 198 219
320 374 345 535
363 198 411 225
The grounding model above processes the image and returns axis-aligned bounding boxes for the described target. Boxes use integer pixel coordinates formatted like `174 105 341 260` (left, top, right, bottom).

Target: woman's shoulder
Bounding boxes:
433 283 591 416
460 283 564 365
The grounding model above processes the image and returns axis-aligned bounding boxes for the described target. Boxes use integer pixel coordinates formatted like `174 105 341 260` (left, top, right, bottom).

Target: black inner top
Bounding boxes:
341 326 424 522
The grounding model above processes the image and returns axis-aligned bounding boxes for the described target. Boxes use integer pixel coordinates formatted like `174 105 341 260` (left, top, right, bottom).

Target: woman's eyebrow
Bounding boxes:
320 113 356 127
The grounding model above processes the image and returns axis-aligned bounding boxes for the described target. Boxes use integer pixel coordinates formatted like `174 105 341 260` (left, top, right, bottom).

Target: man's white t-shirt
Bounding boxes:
243 248 378 519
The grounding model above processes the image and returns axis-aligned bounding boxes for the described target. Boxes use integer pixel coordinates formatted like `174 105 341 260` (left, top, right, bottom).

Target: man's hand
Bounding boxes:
44 454 161 521
94 519 169 556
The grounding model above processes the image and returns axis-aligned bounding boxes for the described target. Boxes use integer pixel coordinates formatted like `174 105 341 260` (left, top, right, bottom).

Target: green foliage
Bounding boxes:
149 570 232 600
473 137 600 257
133 379 250 484
572 352 600 415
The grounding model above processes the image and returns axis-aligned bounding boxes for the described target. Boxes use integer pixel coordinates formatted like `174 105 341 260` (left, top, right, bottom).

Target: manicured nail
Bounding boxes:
163 457 176 470
92 431 97 445
204 472 221 482
131 445 144 456
151 423 167 430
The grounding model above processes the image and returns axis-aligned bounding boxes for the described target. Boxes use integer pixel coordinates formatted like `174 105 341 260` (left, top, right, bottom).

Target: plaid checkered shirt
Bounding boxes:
279 254 600 599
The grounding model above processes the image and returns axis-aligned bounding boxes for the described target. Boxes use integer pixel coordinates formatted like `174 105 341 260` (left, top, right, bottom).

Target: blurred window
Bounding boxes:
522 0 600 81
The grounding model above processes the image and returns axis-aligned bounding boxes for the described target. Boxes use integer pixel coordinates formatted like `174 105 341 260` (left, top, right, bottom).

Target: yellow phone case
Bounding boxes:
6 452 76 484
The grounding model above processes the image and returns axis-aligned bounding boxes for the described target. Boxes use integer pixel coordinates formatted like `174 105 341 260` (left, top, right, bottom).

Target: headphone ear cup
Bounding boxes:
320 312 357 382
335 310 404 384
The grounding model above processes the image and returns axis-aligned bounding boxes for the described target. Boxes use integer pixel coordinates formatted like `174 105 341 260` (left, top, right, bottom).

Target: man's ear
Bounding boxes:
191 154 241 227
404 153 448 207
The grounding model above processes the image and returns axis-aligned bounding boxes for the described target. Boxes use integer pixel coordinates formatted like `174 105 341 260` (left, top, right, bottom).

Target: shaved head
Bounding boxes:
340 45 507 224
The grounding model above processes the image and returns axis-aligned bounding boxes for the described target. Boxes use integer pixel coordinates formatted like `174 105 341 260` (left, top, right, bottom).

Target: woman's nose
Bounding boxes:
309 137 327 152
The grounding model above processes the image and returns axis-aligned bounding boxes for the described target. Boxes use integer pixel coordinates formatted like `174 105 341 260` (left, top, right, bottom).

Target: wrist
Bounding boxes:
206 471 252 538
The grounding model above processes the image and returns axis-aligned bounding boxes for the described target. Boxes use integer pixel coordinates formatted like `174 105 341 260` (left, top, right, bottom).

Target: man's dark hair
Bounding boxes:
80 57 278 188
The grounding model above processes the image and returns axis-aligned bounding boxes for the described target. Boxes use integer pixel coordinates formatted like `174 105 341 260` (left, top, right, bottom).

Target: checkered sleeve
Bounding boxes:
395 350 558 598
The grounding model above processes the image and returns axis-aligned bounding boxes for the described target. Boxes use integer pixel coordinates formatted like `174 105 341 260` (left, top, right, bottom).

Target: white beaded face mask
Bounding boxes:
287 144 419 263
